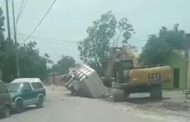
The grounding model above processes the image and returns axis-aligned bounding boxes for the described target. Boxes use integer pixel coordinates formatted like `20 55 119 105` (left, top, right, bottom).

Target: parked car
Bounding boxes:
0 80 12 117
7 78 46 112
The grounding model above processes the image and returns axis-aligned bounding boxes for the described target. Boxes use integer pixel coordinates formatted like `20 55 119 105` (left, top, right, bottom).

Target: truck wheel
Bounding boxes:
150 84 162 99
15 100 24 113
112 89 125 102
36 96 44 108
2 106 10 118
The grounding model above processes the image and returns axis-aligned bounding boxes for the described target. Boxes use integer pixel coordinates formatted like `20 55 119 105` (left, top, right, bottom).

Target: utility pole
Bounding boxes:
11 0 20 77
5 0 11 42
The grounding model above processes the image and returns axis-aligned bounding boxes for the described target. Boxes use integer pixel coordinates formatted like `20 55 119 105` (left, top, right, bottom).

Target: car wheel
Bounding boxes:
36 96 44 108
2 106 10 118
15 100 24 113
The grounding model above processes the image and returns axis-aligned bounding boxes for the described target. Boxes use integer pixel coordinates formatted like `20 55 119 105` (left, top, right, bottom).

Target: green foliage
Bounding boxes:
52 55 75 74
140 24 190 65
0 7 5 69
0 8 4 41
3 41 51 82
19 42 51 80
140 35 172 64
78 11 134 75
0 7 51 82
2 41 16 82
117 18 134 45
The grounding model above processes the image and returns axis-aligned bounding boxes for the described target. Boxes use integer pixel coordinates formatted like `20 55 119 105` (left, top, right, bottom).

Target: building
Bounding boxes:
163 50 190 89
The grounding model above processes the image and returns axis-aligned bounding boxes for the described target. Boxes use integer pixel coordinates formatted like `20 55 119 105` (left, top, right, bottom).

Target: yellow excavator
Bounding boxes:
104 47 173 101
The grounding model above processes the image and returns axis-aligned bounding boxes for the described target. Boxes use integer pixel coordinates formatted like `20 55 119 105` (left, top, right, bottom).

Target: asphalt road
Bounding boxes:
1 86 189 122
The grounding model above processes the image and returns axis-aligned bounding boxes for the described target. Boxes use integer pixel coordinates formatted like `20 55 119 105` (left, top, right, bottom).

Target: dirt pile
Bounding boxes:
161 101 190 111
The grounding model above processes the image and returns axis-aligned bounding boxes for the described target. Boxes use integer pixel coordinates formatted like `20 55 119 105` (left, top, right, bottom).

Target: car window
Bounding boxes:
0 82 8 93
22 83 32 91
31 82 43 89
7 83 22 92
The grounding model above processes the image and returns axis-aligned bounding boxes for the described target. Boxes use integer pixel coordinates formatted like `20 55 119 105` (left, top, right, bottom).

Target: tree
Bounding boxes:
140 34 172 64
0 7 4 47
116 18 134 45
0 7 6 69
52 55 75 74
78 11 134 75
18 42 51 80
0 7 51 82
140 24 190 65
3 41 51 82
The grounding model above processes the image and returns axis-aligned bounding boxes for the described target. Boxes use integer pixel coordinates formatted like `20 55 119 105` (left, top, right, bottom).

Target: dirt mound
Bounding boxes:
161 101 190 111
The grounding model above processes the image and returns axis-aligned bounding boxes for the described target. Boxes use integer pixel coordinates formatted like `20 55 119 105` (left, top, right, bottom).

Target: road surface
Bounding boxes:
1 86 189 122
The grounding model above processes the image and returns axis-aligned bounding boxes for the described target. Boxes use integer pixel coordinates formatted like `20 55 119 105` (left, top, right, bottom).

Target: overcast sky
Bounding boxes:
0 0 190 63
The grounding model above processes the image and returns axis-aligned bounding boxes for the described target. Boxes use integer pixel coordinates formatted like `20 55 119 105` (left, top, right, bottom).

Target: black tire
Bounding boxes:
15 100 24 113
36 96 44 108
150 84 162 99
112 89 125 102
2 106 10 118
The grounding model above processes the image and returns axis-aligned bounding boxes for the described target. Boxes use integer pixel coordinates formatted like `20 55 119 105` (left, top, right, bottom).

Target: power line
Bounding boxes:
21 0 57 44
38 40 76 46
18 33 77 44
16 0 25 22
16 0 29 23
18 33 145 46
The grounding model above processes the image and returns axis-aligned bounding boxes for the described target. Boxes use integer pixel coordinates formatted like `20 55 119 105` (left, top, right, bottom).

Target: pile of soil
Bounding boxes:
161 101 190 111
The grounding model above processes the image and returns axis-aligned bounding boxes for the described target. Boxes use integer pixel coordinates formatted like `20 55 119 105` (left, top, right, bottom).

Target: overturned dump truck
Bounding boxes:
63 65 107 98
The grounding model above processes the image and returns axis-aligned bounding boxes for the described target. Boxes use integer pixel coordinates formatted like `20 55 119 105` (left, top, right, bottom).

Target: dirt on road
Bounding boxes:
1 86 190 122
55 86 190 119
110 90 190 118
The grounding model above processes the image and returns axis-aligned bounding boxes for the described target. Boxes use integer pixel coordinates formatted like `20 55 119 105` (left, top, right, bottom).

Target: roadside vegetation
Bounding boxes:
78 11 135 76
140 24 190 65
1 7 190 82
78 11 190 75
0 7 75 82
0 8 50 82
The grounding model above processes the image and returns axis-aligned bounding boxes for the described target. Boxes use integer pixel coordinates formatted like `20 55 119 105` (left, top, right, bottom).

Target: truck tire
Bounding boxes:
112 89 125 102
150 84 162 99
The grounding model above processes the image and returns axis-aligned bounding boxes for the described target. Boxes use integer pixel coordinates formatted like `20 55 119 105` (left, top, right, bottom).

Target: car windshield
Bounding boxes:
7 83 23 92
